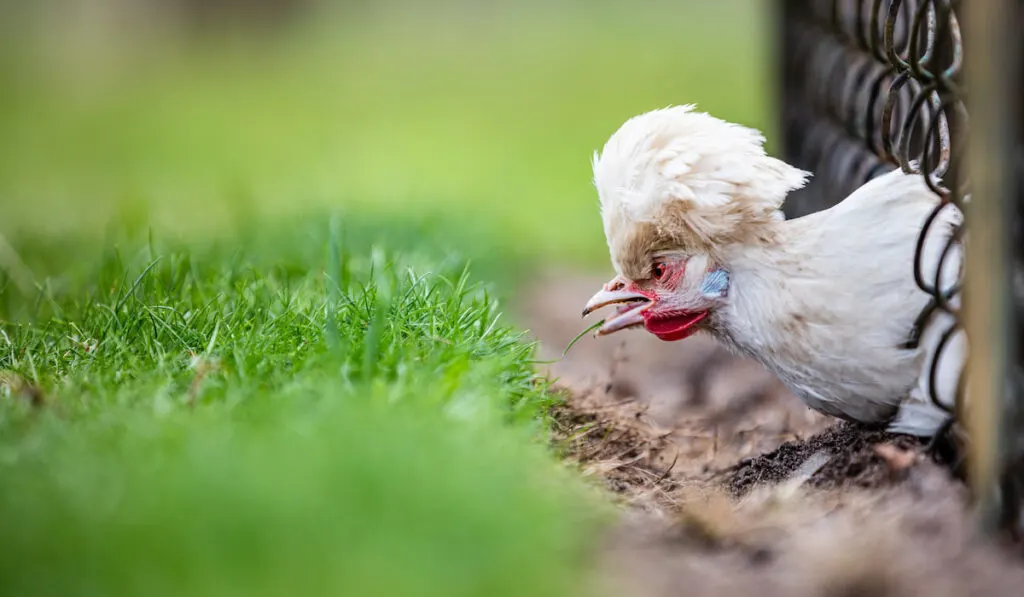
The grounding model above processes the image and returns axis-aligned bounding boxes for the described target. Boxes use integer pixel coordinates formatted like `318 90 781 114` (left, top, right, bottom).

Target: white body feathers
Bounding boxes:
715 169 963 433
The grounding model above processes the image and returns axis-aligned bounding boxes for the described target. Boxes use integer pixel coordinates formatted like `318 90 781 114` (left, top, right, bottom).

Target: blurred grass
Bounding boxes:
0 3 768 595
0 0 770 272
0 236 604 597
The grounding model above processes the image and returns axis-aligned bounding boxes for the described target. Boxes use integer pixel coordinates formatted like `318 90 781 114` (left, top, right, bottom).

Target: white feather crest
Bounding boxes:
592 105 810 257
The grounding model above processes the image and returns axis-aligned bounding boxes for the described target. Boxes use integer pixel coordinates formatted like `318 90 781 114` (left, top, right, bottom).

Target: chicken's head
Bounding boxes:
581 105 810 341
582 252 731 341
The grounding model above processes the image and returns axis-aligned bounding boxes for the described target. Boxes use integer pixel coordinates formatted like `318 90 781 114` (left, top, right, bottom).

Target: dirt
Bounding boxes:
513 271 1024 597
726 423 927 496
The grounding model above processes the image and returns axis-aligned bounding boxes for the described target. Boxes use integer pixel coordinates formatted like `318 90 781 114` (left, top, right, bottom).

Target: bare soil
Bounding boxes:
726 423 927 496
514 271 1024 597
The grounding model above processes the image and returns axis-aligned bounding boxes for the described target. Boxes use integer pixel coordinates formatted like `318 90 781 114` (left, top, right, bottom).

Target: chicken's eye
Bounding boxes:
652 262 667 280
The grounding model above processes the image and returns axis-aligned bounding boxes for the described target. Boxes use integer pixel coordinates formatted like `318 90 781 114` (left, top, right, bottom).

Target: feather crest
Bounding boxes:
592 105 810 278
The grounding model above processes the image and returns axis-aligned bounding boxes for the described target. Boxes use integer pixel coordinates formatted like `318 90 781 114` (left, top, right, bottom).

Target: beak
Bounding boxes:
581 288 649 317
582 279 652 336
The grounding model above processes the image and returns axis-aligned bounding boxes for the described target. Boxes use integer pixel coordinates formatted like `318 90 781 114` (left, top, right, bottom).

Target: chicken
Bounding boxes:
581 105 964 436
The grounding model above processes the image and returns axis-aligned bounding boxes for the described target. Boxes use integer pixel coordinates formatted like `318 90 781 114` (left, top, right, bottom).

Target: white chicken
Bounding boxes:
581 105 965 436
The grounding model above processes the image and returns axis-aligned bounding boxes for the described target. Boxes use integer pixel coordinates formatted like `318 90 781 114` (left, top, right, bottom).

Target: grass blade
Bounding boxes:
561 319 604 358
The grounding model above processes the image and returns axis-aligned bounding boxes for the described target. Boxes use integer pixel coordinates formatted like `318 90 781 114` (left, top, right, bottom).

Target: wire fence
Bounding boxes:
777 0 1023 535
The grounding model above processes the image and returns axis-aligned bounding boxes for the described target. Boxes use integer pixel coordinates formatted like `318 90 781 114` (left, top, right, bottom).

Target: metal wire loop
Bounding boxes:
780 0 970 427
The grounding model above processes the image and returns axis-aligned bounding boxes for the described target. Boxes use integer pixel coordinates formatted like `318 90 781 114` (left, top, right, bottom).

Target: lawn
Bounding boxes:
0 2 768 595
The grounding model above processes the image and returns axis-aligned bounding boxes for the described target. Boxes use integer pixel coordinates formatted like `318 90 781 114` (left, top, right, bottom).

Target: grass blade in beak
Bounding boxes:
562 319 605 358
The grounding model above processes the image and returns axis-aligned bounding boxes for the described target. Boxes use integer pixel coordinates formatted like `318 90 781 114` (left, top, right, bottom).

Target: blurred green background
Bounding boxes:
0 1 771 596
0 0 772 272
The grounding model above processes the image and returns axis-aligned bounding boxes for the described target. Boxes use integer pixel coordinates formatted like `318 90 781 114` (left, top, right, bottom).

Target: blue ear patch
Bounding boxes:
700 268 730 299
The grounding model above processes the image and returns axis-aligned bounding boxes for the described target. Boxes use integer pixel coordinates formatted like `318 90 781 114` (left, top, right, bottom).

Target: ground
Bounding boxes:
517 272 1024 596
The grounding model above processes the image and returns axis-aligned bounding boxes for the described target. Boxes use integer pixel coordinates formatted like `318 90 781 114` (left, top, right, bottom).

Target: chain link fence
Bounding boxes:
777 0 1024 535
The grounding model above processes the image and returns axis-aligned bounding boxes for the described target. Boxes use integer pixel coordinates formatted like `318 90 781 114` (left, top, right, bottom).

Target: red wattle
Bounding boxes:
643 311 708 341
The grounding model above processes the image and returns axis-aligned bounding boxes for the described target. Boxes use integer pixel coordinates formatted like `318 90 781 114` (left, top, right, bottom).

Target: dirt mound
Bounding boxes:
547 381 1024 597
726 423 927 496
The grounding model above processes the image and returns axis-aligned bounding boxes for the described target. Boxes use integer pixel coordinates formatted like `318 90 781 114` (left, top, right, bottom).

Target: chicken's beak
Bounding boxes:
581 288 649 316
581 280 652 336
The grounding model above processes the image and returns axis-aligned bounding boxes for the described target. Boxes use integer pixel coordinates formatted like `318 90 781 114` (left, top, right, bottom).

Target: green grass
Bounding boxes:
0 227 606 597
0 3 767 595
